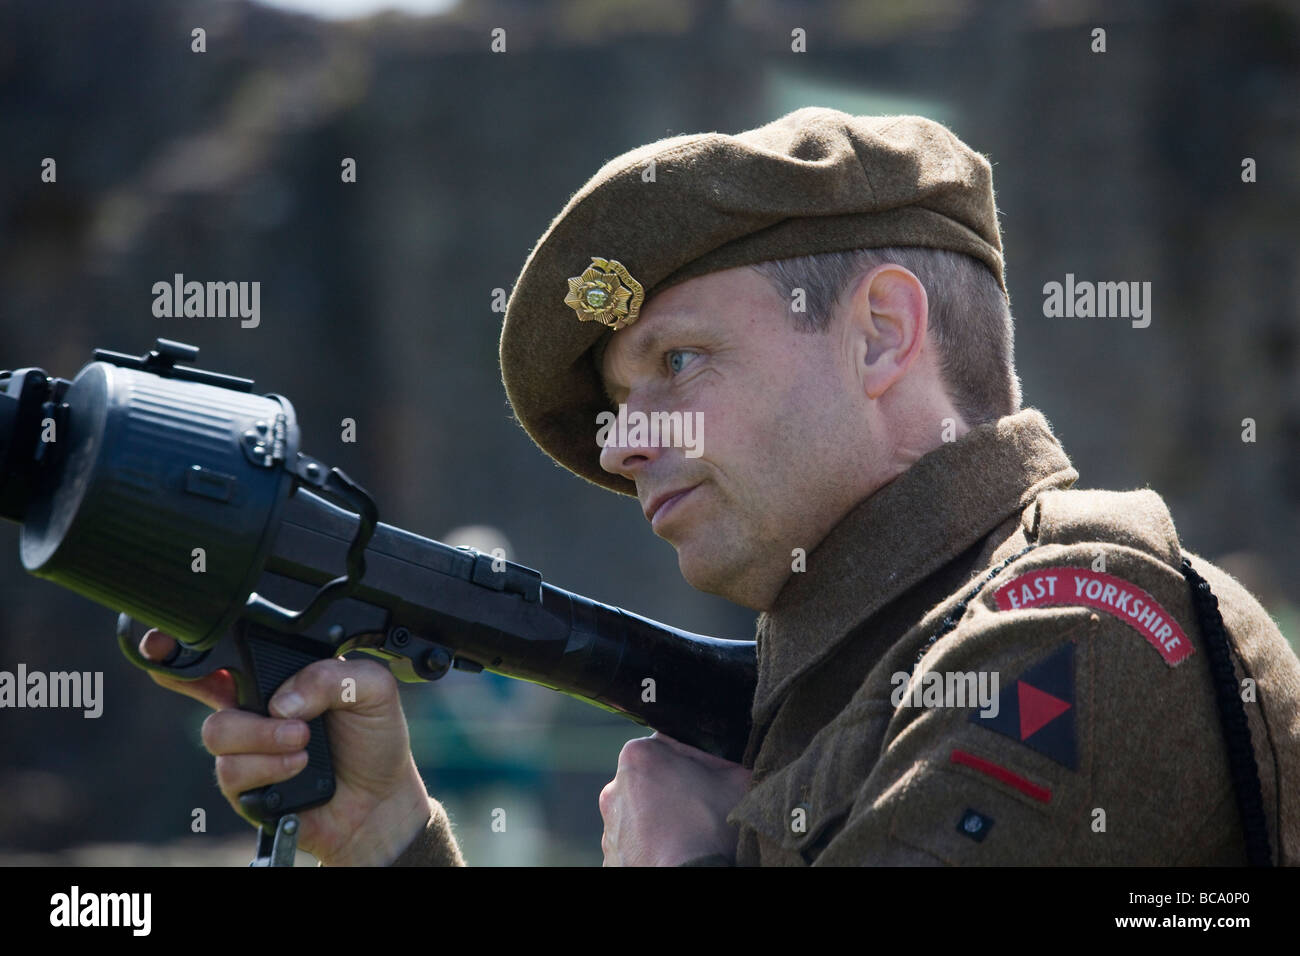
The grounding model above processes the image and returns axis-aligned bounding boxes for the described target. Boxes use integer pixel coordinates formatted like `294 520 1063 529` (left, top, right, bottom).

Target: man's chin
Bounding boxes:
674 543 742 599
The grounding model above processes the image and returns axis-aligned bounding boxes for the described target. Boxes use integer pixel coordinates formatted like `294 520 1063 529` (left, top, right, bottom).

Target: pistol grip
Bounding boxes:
233 626 337 823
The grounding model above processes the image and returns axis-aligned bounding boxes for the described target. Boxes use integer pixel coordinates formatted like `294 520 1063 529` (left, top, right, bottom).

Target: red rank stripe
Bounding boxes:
993 566 1194 667
950 749 1052 803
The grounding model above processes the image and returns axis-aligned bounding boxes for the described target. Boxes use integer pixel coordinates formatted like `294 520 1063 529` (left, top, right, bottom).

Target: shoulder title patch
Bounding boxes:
994 566 1193 667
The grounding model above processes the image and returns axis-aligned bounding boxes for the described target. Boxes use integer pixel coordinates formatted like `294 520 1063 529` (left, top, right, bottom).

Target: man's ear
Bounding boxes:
841 264 929 400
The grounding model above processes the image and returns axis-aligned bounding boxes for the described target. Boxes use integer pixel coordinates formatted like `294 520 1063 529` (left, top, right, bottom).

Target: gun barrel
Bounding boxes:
264 486 756 760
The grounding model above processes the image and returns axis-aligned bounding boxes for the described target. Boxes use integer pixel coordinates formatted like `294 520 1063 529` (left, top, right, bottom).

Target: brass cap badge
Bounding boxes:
564 257 645 331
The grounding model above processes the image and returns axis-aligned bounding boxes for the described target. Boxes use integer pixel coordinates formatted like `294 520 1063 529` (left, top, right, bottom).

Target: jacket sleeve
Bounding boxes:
388 796 467 866
807 552 1237 866
812 610 1097 865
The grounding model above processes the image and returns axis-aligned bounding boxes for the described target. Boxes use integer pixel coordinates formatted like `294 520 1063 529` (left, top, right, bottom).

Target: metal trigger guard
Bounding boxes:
117 612 220 680
243 453 378 633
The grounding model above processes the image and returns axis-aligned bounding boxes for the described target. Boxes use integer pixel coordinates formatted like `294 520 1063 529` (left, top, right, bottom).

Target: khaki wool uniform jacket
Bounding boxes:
392 408 1300 867
708 408 1300 866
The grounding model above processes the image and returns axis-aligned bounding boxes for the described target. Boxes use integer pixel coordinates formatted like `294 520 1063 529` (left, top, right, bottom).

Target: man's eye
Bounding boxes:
666 350 698 375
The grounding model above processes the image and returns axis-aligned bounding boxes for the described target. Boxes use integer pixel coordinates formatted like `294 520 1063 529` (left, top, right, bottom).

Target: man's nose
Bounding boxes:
598 405 663 479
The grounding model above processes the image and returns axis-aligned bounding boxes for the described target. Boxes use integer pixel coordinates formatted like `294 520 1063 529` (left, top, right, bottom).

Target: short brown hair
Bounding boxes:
749 247 1022 426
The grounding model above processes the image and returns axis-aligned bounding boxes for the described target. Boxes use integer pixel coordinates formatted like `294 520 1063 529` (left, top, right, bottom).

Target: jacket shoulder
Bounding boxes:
1023 486 1181 569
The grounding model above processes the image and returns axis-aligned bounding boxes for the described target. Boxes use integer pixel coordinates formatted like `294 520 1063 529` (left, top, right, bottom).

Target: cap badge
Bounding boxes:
564 257 644 331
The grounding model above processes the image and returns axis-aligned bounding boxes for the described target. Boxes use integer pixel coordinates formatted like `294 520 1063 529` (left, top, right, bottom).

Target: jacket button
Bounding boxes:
958 808 994 842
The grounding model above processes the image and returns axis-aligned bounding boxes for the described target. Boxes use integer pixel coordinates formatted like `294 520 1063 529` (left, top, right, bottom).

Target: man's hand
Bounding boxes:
140 629 432 866
599 732 752 866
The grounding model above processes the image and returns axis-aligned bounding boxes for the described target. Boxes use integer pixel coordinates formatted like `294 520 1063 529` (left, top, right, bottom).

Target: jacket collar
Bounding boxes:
751 408 1079 732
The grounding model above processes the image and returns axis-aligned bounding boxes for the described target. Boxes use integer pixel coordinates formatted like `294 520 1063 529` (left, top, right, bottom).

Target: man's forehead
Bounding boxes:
607 301 697 351
595 267 788 395
595 302 696 393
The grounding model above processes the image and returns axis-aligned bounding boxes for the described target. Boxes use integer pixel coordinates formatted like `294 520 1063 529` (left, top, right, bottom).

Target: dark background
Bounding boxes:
0 0 1297 865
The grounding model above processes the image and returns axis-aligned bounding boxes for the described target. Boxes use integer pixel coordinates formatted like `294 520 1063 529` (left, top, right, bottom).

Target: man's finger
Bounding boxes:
268 656 396 721
140 629 239 711
201 709 308 756
139 628 177 662
649 731 745 770
214 751 309 800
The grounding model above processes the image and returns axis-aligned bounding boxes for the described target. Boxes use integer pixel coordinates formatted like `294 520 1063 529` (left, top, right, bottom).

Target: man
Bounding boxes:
144 107 1300 866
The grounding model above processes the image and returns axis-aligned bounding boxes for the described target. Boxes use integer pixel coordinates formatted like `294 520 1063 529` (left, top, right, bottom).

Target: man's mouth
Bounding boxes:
645 484 701 528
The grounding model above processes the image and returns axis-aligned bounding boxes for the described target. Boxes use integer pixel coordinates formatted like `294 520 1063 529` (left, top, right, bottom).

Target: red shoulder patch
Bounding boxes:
993 566 1194 667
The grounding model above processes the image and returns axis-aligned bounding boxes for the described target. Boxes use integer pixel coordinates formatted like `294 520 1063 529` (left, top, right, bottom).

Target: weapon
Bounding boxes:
0 339 756 865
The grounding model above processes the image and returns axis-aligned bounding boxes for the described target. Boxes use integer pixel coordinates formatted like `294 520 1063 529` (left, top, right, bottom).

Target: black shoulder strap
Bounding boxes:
1181 555 1273 866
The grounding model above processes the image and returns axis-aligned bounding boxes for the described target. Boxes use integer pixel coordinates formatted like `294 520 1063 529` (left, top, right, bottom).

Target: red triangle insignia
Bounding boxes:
1017 681 1071 740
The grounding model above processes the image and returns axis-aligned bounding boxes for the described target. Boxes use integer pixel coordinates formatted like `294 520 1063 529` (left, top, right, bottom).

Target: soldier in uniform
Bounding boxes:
144 107 1300 866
